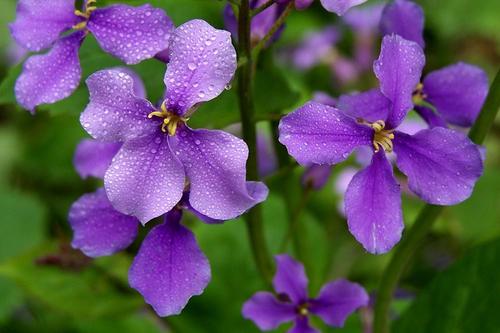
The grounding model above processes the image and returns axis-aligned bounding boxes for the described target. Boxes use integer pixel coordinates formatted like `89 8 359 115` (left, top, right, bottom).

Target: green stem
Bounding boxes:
373 68 500 333
237 0 274 284
251 0 276 17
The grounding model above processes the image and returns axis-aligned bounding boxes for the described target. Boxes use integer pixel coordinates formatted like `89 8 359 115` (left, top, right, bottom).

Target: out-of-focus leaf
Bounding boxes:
254 67 301 116
393 238 500 333
0 277 22 324
0 188 45 262
0 245 143 319
0 63 21 105
75 314 165 333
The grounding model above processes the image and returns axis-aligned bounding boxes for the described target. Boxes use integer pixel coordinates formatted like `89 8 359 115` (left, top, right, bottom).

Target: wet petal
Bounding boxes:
173 127 268 220
74 139 121 179
80 69 156 142
373 34 425 128
88 4 174 65
423 62 489 127
104 135 185 224
9 0 80 52
242 292 296 330
319 0 368 16
69 188 139 257
309 279 369 327
164 19 237 115
273 254 309 304
337 88 391 123
111 67 147 99
288 317 319 333
379 0 425 48
129 209 210 316
278 102 373 166
344 151 403 254
393 127 483 205
14 31 84 112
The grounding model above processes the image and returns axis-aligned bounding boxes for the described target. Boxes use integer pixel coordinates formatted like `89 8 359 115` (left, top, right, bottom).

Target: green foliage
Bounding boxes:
393 238 500 333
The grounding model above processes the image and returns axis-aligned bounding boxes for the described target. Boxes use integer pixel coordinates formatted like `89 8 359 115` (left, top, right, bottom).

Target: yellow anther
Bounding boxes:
412 82 427 105
148 102 188 136
73 1 98 29
358 119 395 153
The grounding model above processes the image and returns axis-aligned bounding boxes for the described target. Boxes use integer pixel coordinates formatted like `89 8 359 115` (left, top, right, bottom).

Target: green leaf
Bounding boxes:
254 67 300 116
393 238 500 333
0 277 22 324
0 63 21 105
0 245 143 319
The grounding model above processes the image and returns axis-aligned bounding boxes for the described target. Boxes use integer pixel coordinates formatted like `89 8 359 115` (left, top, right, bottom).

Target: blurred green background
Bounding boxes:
0 0 499 332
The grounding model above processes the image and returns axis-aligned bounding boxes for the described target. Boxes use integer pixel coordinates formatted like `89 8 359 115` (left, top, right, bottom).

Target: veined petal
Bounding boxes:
319 0 368 16
393 127 483 205
345 151 403 254
164 19 237 115
273 254 309 304
309 279 369 327
88 4 173 65
111 67 147 99
14 31 84 112
242 292 296 330
129 209 210 317
9 0 80 52
80 69 157 142
73 139 121 179
104 134 185 224
288 317 319 333
423 62 488 127
374 34 425 129
278 102 373 166
379 0 425 48
173 127 268 220
337 88 390 123
69 188 139 257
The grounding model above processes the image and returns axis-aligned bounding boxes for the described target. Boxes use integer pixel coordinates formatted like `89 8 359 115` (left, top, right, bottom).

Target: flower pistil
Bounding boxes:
148 101 188 136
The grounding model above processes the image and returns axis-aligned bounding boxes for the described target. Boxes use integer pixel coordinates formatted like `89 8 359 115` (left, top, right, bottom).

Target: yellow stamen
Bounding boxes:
359 119 395 153
73 1 98 30
412 82 427 104
148 102 188 136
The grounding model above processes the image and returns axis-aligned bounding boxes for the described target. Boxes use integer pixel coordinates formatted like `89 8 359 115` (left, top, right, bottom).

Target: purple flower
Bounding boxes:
414 63 489 128
80 20 268 224
10 0 174 112
224 0 286 46
277 0 368 15
242 254 369 332
279 35 484 254
379 0 425 48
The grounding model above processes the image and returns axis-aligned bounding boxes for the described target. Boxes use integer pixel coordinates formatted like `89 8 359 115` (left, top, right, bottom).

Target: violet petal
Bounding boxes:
379 0 425 48
69 188 139 257
129 209 210 316
344 151 404 254
319 0 368 16
288 317 319 333
73 139 121 179
337 88 391 123
273 254 309 304
243 291 296 330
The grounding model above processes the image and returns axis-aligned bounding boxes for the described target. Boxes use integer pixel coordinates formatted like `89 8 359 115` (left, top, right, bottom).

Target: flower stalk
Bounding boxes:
237 0 274 284
373 68 500 333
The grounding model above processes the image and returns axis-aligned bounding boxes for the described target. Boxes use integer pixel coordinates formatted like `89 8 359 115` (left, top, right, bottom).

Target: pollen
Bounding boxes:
148 101 188 136
297 303 309 317
359 119 395 153
73 0 98 30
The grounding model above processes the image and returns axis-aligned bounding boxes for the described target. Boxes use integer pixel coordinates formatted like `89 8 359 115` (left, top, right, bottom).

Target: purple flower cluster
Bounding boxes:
69 19 268 316
10 0 174 111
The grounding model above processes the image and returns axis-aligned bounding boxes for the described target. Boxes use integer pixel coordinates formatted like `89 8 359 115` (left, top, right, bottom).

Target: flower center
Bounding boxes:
73 0 97 30
297 303 309 317
359 119 395 153
148 101 188 136
412 82 427 105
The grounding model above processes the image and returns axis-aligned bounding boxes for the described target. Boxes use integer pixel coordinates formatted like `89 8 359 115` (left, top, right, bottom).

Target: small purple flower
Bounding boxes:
379 0 425 48
242 254 369 332
224 0 286 46
10 0 174 112
279 35 484 254
277 0 368 15
80 20 268 224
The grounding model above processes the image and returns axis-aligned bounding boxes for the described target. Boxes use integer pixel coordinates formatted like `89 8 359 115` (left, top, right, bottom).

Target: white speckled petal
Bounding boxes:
9 0 80 52
278 102 373 166
173 126 268 220
345 151 403 254
393 127 483 205
88 4 174 65
104 134 185 224
69 188 139 258
129 209 210 316
164 19 237 115
14 31 84 112
80 69 157 142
